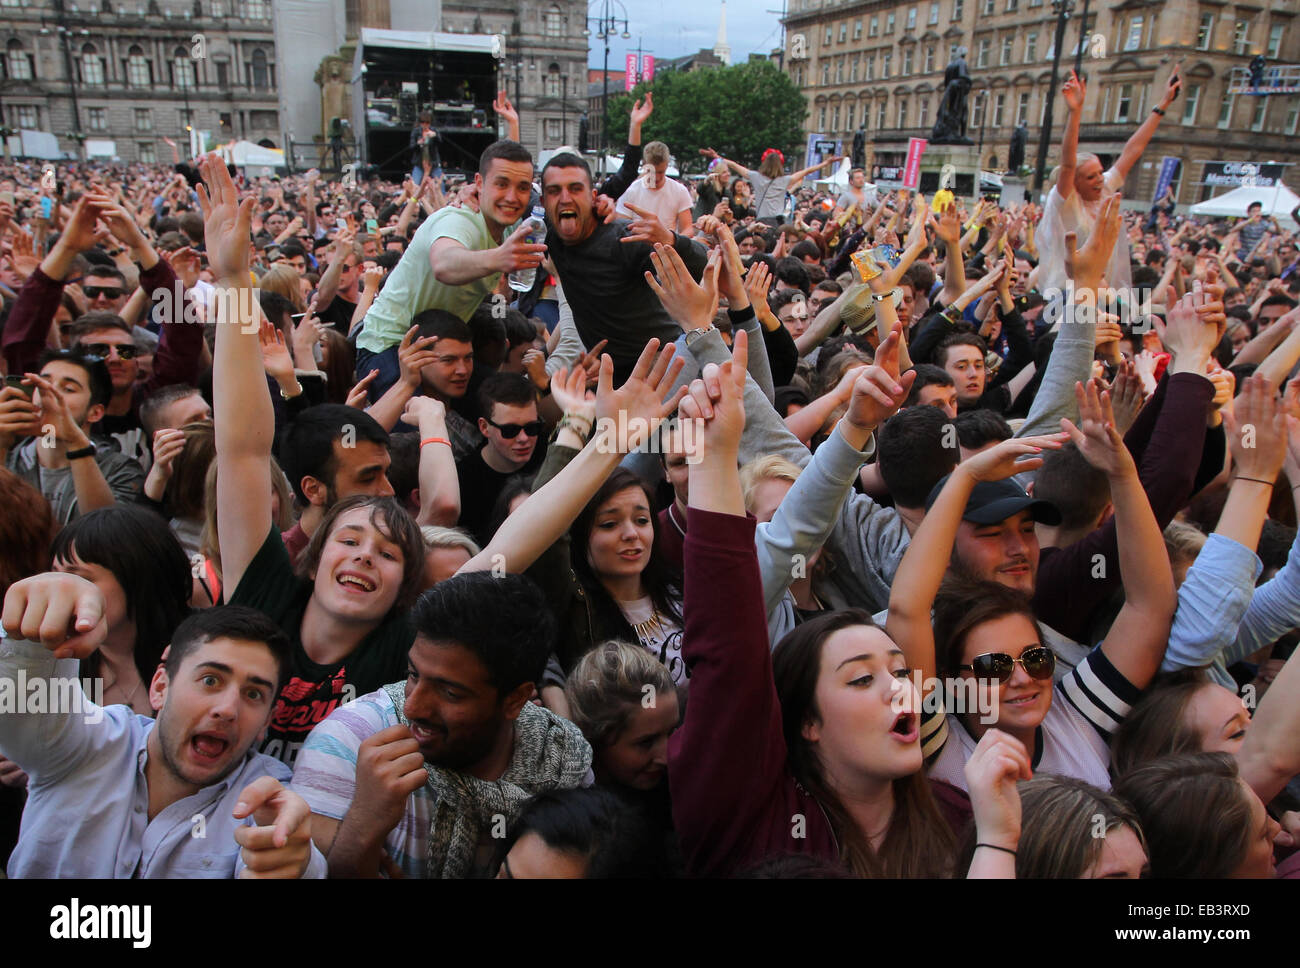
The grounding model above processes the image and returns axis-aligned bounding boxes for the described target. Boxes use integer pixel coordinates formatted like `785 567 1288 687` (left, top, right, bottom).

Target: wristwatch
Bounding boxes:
65 444 96 461
1151 107 1166 116
279 381 304 400
872 287 900 303
684 326 715 347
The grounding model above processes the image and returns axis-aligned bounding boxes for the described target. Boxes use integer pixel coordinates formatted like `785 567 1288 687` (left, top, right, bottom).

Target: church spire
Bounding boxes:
713 1 731 65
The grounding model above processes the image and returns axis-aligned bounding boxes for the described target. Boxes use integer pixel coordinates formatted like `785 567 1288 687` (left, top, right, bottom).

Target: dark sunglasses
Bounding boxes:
80 342 138 360
486 418 544 439
83 286 125 300
958 646 1056 683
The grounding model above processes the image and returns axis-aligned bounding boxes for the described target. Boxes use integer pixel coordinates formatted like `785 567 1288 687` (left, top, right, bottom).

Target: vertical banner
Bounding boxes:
625 53 638 91
641 54 655 83
903 137 927 189
1152 156 1180 202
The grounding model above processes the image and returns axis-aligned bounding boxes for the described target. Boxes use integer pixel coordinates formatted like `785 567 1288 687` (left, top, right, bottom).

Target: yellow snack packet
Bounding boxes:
850 248 882 283
932 188 955 213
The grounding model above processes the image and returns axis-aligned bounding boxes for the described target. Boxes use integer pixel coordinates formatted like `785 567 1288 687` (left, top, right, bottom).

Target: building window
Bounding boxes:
854 20 863 40
850 56 859 82
1025 32 1037 63
1028 0 1042 6
818 106 827 129
545 64 560 97
134 108 152 131
544 118 562 142
924 46 934 73
1125 16 1143 52
886 12 896 34
977 38 990 68
971 91 986 131
126 46 151 87
5 40 33 81
907 6 917 29
845 103 855 129
882 52 891 78
992 92 1004 127
822 61 830 85
15 105 36 128
902 49 912 75
1016 91 1029 125
138 142 156 163
1234 19 1250 56
929 2 939 26
1181 84 1201 125
86 107 107 131
1268 24 1285 59
174 47 196 89
544 6 563 38
1116 83 1132 122
241 0 268 17
1251 100 1266 131
869 15 879 38
839 23 848 43
826 27 833 45
919 96 930 128
983 0 994 14
1001 36 1013 66
1197 14 1214 51
216 61 230 88
1100 85 1111 121
832 105 841 129
1006 0 1017 9
212 1 226 16
80 43 104 86
249 49 270 89
865 53 874 80
898 97 908 128
1286 101 1299 135
952 0 964 20
179 108 194 130
877 100 887 128
250 110 277 129
1217 95 1234 129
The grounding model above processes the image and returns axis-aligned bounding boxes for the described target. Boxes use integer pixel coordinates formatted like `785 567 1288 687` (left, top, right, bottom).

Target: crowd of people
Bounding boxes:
2 79 1300 880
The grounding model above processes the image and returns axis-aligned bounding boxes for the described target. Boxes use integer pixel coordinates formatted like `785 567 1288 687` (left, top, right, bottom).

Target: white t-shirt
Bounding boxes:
621 596 686 685
1037 166 1133 317
616 175 693 231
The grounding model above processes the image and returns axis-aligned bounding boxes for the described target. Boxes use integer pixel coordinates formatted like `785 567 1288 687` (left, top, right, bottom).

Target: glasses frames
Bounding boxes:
486 418 544 439
957 646 1056 684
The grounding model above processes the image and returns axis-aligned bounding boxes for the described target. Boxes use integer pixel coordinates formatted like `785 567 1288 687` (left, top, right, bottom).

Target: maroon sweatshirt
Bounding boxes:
669 507 970 877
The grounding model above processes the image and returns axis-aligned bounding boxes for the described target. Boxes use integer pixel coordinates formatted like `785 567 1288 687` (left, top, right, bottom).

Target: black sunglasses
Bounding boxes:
83 286 125 300
80 342 138 360
958 646 1055 683
486 418 544 439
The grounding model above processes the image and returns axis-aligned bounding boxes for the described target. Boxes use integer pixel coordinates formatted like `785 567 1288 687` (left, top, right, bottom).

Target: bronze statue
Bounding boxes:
1008 121 1028 173
931 48 973 145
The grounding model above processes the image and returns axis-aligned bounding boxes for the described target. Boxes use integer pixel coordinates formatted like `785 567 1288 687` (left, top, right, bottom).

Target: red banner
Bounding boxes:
903 137 927 190
625 53 637 91
641 55 655 83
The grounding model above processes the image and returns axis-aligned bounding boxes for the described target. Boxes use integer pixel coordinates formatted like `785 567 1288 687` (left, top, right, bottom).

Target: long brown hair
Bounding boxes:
1006 775 1146 878
772 609 957 877
1110 669 1212 778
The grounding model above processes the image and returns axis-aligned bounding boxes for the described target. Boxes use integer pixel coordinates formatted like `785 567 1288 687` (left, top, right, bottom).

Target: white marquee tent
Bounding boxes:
1189 182 1300 230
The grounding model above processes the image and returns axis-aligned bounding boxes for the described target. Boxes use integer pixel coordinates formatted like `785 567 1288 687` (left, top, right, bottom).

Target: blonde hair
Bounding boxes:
419 525 481 556
200 457 296 579
643 141 670 166
564 641 678 748
1164 520 1207 570
740 454 803 514
259 264 306 313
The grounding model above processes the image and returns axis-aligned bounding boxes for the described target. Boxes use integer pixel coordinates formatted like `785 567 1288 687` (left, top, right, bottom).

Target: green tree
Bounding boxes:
603 60 806 175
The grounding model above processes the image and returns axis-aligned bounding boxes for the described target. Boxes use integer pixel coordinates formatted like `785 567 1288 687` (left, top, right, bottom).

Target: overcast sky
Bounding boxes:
585 0 785 70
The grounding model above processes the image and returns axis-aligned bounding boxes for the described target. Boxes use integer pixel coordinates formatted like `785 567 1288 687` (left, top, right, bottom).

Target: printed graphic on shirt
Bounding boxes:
262 666 351 767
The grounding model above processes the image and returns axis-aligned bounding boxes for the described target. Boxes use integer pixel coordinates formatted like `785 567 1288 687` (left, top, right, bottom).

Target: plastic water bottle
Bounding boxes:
508 205 547 291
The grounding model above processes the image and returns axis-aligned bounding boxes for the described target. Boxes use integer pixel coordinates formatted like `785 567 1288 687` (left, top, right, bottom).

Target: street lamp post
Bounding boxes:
1033 0 1074 193
584 0 631 176
1073 0 1091 79
561 74 568 146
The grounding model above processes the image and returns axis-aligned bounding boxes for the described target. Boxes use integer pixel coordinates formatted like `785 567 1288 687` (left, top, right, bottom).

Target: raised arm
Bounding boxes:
1055 71 1086 203
493 90 521 143
700 148 752 179
202 153 274 598
429 220 542 287
1113 67 1179 184
788 155 844 189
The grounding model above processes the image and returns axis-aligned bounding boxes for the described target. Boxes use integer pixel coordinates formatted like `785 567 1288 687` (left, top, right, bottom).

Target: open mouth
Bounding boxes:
408 721 444 743
556 208 579 227
1004 693 1039 706
338 572 376 593
889 712 918 742
190 732 230 763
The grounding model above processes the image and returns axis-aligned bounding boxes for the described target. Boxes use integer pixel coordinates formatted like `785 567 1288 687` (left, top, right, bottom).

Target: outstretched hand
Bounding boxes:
1059 379 1136 479
645 241 719 330
960 433 1069 484
196 152 254 281
594 339 689 454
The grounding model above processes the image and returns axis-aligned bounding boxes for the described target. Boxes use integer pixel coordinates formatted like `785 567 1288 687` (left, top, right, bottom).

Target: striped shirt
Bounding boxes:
292 688 433 879
924 647 1138 792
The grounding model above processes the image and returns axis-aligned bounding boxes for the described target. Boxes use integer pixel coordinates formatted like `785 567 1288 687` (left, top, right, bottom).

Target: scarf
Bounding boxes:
381 681 592 879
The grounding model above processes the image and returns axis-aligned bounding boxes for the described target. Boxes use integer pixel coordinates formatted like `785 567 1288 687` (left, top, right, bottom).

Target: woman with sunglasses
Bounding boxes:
889 383 1177 794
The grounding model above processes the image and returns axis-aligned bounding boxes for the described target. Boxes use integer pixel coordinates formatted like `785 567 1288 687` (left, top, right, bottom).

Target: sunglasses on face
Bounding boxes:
83 286 125 300
958 646 1056 683
486 418 544 439
80 342 137 360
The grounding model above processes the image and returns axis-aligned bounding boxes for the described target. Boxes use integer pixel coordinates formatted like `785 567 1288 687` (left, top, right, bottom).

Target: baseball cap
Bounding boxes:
925 475 1062 526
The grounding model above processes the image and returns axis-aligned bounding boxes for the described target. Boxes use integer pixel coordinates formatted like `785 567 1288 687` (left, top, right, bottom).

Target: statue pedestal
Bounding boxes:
1000 176 1028 207
918 144 982 200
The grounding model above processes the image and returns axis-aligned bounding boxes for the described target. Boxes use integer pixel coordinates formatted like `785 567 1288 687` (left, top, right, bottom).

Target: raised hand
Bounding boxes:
621 203 674 246
495 219 547 273
1161 288 1218 369
346 369 379 409
232 775 316 878
965 728 1031 864
744 260 775 320
1224 374 1287 484
1064 192 1121 290
842 324 915 432
399 394 447 429
25 372 87 447
1061 69 1086 113
143 427 187 501
258 319 296 382
493 90 519 129
165 245 202 290
521 347 549 391
548 364 595 419
1108 358 1148 435
961 433 1068 483
594 339 689 453
629 92 654 127
644 241 719 329
57 195 107 253
1059 380 1136 479
196 152 254 281
1160 63 1182 110
396 324 440 388
678 328 748 458
929 201 962 245
0 384 41 449
346 724 428 849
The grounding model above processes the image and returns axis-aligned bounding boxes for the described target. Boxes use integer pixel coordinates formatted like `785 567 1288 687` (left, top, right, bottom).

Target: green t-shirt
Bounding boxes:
228 526 414 767
355 206 501 354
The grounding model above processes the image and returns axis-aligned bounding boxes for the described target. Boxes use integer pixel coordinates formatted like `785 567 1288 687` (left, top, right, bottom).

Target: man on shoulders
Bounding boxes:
616 141 694 237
